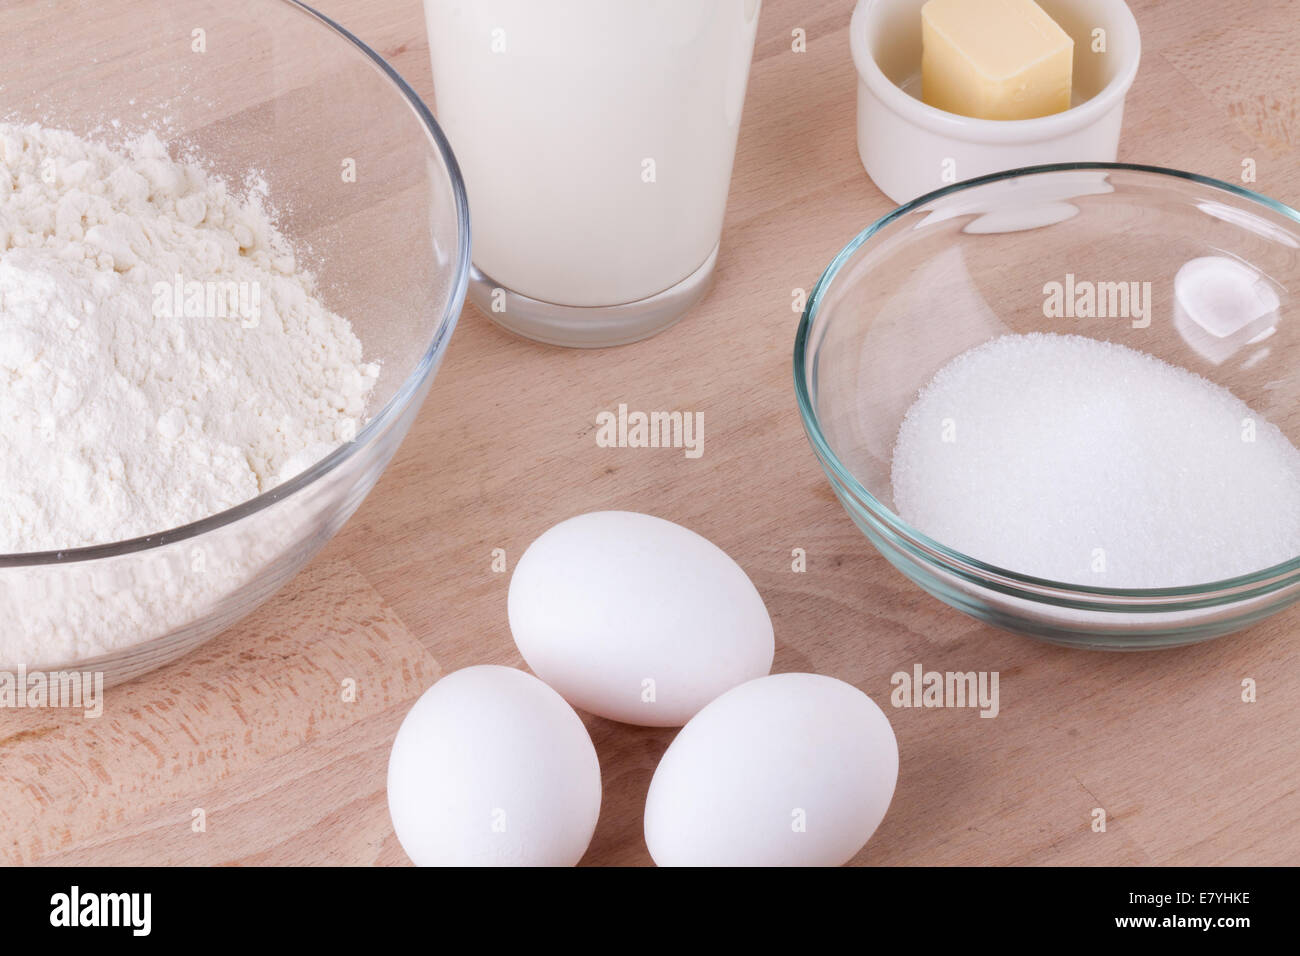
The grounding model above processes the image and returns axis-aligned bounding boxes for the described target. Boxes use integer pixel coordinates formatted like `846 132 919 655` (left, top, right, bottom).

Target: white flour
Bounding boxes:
0 123 378 665
0 123 377 553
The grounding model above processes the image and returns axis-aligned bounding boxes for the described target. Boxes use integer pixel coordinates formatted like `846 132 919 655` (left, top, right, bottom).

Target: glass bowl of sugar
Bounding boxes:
795 164 1300 649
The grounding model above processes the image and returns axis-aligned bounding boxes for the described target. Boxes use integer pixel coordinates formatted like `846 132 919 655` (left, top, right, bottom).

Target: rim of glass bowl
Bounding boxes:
794 161 1300 611
0 0 471 569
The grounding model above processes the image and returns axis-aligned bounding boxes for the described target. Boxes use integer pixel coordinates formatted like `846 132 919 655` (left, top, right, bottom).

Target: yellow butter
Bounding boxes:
921 0 1074 120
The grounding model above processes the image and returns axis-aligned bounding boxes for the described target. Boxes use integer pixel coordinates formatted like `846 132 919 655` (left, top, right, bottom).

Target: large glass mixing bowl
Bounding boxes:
796 164 1300 649
0 0 469 681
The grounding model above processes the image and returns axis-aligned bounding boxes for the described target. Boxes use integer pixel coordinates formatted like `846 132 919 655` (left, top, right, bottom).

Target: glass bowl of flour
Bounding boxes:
0 1 469 681
796 165 1300 648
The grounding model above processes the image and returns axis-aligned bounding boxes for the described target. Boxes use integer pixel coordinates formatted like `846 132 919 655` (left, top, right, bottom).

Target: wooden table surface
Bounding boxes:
5 0 1300 867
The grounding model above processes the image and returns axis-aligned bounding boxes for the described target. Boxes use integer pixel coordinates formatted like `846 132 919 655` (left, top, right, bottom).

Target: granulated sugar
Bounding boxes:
890 333 1300 587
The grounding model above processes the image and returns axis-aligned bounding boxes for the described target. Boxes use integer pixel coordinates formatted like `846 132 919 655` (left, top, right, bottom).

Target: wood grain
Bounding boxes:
3 0 1299 867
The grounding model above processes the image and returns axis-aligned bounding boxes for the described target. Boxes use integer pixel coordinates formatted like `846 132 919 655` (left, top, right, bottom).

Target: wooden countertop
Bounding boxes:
4 0 1299 866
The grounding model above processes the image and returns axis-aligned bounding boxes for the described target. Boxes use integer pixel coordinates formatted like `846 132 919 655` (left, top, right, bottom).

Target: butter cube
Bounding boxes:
921 0 1074 121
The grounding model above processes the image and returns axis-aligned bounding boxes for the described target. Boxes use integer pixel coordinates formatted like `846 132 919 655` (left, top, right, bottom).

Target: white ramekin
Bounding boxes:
850 0 1142 204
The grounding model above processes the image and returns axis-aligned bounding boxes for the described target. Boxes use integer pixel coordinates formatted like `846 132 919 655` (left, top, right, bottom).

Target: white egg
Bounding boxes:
386 665 601 866
644 673 899 866
508 511 774 727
